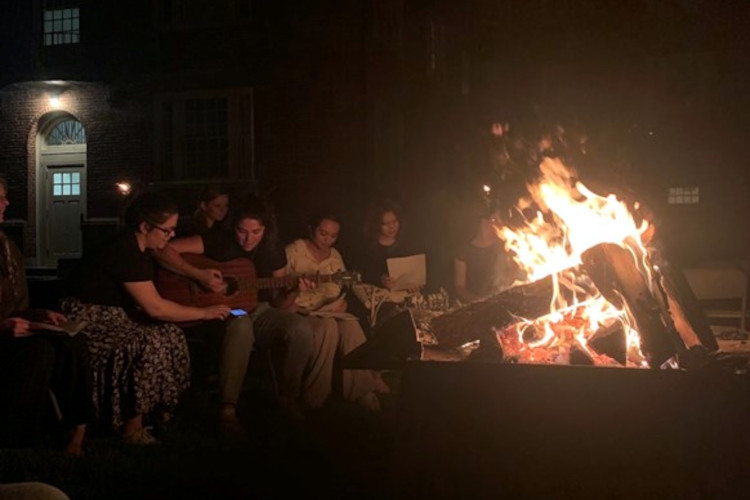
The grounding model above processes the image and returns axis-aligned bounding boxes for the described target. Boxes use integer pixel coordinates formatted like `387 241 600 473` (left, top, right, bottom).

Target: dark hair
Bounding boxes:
193 185 229 231
308 211 341 238
122 190 178 231
0 176 7 193
232 194 279 245
198 185 228 205
363 198 403 242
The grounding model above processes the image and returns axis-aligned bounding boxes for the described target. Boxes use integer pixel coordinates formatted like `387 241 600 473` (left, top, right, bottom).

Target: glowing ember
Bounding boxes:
493 158 653 368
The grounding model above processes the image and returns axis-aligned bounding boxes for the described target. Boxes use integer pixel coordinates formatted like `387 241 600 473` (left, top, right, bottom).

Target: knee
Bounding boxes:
225 317 255 348
284 316 314 349
61 334 90 360
25 338 56 368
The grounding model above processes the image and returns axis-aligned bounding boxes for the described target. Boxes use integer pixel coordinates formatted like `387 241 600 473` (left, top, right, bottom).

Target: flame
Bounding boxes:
493 157 653 368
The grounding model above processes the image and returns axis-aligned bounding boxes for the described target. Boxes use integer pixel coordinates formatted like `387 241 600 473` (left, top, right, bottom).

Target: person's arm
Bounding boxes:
152 236 224 293
20 309 67 325
270 267 299 310
0 317 32 337
269 266 320 311
123 280 229 322
454 258 477 303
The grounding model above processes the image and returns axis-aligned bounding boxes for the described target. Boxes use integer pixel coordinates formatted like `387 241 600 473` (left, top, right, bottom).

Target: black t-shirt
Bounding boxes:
201 228 286 302
455 242 503 298
358 237 423 286
70 231 156 310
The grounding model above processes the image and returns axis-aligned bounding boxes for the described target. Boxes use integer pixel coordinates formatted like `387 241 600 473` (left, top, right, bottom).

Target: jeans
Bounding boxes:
220 303 314 403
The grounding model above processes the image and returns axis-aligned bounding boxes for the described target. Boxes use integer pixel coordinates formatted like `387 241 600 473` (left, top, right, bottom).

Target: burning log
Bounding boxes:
588 322 626 365
430 276 554 349
657 262 718 351
581 243 683 368
430 241 710 371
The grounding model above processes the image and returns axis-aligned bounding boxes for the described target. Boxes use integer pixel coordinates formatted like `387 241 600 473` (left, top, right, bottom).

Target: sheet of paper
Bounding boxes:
386 254 426 291
29 320 87 336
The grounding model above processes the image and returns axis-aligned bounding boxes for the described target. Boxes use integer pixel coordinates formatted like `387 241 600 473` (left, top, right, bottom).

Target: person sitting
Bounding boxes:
177 185 230 237
154 195 315 434
285 212 386 411
61 190 230 445
358 199 420 289
353 199 425 329
454 202 517 303
0 176 93 456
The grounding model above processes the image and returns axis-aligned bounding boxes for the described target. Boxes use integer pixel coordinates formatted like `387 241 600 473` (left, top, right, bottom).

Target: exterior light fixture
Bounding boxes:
483 185 491 195
116 181 132 196
49 94 60 108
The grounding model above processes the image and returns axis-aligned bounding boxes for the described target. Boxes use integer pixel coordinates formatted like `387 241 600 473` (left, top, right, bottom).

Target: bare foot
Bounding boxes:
65 425 86 456
220 413 248 442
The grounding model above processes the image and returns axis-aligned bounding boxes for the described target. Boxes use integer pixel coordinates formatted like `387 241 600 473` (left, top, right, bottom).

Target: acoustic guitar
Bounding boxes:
155 253 361 311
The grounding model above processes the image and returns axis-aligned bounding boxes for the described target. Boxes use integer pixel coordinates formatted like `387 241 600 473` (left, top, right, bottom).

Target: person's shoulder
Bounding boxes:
102 230 139 255
203 225 233 245
454 240 473 259
330 246 344 261
285 238 306 253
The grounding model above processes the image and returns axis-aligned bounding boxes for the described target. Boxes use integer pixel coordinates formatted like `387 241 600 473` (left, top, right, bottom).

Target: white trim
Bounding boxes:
35 116 88 266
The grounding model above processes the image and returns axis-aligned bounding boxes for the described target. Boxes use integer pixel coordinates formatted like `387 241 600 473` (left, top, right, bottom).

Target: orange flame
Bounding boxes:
494 158 652 368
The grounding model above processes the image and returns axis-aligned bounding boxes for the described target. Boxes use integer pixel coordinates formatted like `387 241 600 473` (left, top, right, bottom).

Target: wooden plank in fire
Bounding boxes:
657 262 719 351
581 243 682 368
430 276 555 349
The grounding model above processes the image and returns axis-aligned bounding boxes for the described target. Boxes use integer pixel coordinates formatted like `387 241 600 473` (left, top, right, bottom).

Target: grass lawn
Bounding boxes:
0 380 403 500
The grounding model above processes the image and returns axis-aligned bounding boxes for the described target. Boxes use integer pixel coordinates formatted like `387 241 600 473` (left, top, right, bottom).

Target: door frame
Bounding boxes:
36 116 87 267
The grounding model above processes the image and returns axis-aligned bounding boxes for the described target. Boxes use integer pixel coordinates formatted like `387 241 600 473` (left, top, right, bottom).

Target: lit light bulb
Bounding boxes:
116 182 132 196
49 95 60 108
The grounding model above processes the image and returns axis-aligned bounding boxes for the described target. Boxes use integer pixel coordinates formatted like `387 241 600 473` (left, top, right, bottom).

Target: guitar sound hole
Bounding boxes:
224 277 239 296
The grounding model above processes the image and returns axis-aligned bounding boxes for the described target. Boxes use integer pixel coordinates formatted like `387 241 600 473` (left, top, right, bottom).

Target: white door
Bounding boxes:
37 117 87 267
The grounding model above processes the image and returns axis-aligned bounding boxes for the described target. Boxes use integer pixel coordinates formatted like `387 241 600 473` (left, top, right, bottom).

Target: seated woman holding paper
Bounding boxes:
357 199 424 289
285 212 386 410
0 176 92 455
353 199 426 329
62 190 230 445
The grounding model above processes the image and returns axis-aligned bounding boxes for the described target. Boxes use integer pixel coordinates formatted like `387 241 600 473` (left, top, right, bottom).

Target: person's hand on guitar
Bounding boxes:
297 276 317 293
280 276 316 312
198 268 226 294
200 304 232 321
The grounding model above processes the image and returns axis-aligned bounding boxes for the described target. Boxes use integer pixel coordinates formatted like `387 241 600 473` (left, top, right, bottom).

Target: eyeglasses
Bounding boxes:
146 220 176 237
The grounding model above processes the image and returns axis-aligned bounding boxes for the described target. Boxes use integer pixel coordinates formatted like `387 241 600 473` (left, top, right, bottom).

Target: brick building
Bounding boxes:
2 0 749 269
0 1 408 266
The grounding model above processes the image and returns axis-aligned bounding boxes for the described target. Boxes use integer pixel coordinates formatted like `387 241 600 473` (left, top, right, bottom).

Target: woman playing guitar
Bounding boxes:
154 194 315 437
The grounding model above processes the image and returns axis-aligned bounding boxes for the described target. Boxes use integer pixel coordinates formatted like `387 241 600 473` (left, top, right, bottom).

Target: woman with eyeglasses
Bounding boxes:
61 190 230 445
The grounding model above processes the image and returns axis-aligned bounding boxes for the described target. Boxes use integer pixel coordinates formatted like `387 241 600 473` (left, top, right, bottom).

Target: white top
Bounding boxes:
285 238 346 311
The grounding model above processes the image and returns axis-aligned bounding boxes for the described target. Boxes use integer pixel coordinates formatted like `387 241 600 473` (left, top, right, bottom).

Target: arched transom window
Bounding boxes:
45 119 87 146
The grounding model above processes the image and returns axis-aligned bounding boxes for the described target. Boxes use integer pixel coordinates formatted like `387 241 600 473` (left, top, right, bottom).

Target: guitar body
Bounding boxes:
156 254 259 311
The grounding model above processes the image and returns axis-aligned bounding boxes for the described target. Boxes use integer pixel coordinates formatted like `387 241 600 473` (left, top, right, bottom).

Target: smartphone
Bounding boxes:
230 308 248 317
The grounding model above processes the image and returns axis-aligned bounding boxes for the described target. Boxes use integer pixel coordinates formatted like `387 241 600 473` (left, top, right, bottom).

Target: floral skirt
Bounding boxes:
61 298 190 430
